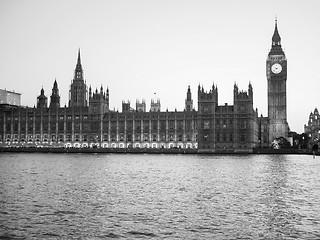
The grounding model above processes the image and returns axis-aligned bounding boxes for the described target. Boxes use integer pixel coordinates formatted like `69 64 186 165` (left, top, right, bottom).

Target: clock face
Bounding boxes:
271 63 282 74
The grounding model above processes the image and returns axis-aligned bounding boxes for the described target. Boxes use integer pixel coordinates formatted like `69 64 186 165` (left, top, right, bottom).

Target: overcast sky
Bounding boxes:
1 0 319 133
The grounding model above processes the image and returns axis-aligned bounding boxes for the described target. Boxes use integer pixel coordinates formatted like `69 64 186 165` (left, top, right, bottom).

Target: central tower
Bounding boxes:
69 49 88 107
266 20 288 141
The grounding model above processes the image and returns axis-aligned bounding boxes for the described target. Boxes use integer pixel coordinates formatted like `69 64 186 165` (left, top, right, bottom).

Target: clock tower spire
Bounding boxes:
267 19 289 142
272 19 280 45
269 19 284 56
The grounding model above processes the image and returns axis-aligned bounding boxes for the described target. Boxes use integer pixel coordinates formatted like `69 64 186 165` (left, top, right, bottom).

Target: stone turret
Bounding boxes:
37 87 47 108
185 85 193 111
49 79 60 109
88 85 109 114
198 83 218 114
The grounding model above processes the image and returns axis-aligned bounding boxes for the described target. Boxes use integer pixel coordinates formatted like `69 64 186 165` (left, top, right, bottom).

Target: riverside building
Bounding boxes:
0 21 289 152
304 108 320 143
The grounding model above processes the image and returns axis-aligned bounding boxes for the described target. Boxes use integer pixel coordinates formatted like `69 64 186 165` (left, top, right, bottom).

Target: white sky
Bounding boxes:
1 0 319 133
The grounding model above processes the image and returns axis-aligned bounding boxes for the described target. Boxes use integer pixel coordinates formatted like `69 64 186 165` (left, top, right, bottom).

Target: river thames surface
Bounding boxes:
0 153 320 239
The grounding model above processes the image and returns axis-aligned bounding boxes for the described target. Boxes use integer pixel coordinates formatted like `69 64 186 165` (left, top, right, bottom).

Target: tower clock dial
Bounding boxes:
271 63 282 74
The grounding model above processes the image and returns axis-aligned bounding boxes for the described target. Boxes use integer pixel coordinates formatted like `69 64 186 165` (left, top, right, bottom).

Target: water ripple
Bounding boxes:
1 153 320 239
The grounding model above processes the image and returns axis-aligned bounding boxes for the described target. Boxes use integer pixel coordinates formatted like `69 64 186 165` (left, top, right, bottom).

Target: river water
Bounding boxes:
0 153 320 239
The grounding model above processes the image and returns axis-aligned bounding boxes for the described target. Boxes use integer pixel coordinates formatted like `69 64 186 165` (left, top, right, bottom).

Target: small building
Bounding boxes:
304 108 320 145
0 89 21 106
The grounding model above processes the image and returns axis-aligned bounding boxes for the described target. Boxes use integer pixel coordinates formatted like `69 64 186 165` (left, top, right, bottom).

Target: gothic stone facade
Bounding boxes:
266 20 289 142
0 65 257 152
0 102 198 150
304 108 320 142
197 84 259 152
0 21 289 151
0 83 258 152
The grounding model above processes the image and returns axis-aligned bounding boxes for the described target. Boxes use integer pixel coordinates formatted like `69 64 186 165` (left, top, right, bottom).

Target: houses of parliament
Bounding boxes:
0 21 289 152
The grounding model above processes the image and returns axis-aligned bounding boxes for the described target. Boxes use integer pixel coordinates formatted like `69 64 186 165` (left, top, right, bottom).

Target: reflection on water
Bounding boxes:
0 153 320 239
259 155 320 239
262 155 296 238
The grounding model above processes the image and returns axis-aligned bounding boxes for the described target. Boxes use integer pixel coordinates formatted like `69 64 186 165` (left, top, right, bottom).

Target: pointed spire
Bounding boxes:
186 85 192 101
75 49 82 72
234 82 238 92
53 78 58 89
77 48 81 66
50 79 60 108
74 49 84 79
248 82 253 97
272 18 281 46
269 18 284 56
89 85 92 97
52 79 59 96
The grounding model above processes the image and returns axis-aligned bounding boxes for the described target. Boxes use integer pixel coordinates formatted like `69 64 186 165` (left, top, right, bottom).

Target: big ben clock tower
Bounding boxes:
267 19 289 142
